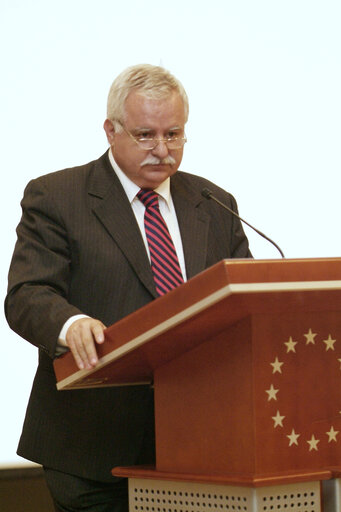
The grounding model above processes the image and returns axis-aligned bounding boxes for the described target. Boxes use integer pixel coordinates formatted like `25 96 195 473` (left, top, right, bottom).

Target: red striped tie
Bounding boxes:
137 189 184 295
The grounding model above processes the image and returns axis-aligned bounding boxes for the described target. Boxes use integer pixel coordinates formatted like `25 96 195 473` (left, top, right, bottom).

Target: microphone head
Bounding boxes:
201 188 213 199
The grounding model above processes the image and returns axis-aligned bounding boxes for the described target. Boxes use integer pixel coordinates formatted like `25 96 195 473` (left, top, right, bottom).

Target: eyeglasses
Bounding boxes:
114 121 187 150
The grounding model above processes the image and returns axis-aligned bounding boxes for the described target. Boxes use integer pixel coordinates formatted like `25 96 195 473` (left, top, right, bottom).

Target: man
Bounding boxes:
5 64 251 511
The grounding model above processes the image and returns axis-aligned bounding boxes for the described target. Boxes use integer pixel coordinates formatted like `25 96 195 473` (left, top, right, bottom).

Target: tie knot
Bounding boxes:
137 189 159 209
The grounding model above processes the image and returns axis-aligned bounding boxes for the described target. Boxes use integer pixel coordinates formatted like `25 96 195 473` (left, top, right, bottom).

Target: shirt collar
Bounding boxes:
108 148 171 208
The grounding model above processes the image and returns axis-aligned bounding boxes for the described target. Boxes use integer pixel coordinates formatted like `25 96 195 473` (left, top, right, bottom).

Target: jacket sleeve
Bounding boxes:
5 177 82 359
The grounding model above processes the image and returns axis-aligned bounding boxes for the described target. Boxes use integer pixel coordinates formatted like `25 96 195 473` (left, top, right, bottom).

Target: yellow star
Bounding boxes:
265 384 279 401
270 357 284 374
307 435 320 451
284 337 297 353
304 328 317 345
326 426 339 443
287 429 300 446
323 335 336 351
272 410 285 428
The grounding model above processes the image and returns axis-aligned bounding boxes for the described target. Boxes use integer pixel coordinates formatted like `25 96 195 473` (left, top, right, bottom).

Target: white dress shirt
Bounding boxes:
108 149 187 280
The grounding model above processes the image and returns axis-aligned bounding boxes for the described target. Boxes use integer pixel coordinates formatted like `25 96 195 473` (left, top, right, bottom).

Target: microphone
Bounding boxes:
201 188 285 258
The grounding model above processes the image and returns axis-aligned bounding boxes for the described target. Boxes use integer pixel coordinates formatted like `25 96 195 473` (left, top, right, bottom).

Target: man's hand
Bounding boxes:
65 317 106 370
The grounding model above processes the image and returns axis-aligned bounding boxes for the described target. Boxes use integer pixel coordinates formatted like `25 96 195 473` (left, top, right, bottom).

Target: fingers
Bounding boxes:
66 317 106 370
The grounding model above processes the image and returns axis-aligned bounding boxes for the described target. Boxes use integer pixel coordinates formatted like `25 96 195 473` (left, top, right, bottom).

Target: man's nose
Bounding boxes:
151 139 169 158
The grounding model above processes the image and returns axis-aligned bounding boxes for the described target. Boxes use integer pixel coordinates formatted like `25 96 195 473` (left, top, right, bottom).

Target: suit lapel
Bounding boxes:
87 155 210 293
171 174 210 280
87 154 158 298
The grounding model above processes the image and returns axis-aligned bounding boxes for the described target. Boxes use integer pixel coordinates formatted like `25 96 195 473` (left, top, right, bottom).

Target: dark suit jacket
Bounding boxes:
5 151 251 482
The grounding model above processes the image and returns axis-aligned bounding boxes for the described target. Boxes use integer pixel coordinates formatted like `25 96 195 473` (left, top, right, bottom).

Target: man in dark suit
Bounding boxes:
5 64 251 511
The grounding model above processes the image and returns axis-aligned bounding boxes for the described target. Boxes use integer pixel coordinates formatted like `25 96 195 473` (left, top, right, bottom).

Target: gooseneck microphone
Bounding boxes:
201 188 285 258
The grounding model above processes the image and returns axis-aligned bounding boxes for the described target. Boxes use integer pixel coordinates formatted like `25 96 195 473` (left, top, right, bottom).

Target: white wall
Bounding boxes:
1 0 340 466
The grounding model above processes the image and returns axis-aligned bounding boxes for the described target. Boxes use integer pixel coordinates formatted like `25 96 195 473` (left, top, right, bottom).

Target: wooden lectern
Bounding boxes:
54 258 341 511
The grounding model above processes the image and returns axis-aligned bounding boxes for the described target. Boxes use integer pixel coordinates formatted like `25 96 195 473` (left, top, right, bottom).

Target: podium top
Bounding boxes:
54 257 341 390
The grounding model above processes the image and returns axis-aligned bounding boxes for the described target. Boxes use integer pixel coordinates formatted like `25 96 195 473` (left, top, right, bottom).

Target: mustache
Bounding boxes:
140 154 176 167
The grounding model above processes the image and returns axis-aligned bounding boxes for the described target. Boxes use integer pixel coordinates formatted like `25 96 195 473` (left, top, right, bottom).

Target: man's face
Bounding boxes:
104 90 186 189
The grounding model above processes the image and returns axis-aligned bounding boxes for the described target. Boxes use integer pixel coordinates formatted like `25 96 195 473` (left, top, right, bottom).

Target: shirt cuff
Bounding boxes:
56 314 90 355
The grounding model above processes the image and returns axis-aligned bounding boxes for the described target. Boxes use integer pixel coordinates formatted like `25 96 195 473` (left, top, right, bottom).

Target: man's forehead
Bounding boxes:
124 90 185 121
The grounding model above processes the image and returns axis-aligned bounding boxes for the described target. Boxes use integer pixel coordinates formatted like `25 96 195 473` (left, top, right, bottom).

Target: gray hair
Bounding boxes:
106 64 189 130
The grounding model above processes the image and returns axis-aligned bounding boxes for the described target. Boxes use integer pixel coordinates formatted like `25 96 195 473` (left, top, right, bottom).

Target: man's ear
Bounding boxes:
103 119 115 145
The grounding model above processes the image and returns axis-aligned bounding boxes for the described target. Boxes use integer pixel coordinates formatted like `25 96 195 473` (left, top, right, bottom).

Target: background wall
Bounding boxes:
1 0 340 467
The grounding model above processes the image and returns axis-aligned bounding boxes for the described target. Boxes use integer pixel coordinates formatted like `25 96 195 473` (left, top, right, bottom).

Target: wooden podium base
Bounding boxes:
128 478 321 512
113 465 341 511
113 466 327 511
